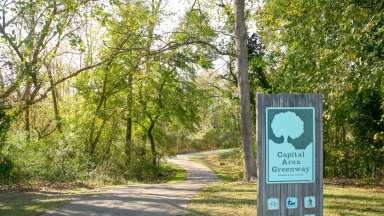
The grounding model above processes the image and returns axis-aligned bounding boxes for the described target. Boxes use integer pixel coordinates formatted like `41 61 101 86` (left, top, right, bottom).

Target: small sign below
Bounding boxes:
267 198 279 210
304 214 315 216
286 197 298 209
304 196 316 208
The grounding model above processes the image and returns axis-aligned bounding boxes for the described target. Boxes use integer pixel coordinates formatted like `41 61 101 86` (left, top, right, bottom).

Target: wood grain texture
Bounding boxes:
256 93 323 216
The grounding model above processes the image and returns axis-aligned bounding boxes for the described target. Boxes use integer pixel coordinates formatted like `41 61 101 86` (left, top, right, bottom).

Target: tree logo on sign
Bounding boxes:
271 111 304 149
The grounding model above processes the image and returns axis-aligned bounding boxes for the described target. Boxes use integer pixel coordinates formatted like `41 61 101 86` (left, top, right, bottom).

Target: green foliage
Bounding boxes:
0 101 11 182
0 0 215 183
0 101 10 151
199 97 241 149
0 156 13 182
258 0 384 178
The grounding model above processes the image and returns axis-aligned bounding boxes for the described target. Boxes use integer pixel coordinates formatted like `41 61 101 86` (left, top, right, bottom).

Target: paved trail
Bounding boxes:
43 155 217 216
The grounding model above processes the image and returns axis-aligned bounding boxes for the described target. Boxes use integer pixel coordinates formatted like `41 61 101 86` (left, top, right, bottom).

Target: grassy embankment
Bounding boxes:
0 163 186 216
187 149 384 216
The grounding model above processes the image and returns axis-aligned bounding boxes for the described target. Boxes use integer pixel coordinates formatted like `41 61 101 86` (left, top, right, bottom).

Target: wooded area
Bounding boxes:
0 0 383 186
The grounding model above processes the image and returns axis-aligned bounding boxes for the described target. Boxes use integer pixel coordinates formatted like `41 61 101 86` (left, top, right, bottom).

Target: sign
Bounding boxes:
257 94 323 216
286 197 298 209
304 196 316 208
267 198 279 210
266 107 315 183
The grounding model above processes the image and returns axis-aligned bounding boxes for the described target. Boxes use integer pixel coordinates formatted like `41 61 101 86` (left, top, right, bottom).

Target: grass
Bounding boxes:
159 162 187 183
190 148 243 182
187 149 384 216
0 162 187 216
187 182 257 216
323 186 384 216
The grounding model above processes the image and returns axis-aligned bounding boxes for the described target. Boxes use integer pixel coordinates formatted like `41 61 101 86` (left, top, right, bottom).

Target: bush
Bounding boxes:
0 155 13 181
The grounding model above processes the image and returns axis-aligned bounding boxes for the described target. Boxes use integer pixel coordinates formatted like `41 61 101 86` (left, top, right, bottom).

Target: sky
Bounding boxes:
160 0 191 33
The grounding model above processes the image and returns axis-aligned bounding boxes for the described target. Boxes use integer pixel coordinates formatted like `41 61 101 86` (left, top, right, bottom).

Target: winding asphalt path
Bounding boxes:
43 154 217 216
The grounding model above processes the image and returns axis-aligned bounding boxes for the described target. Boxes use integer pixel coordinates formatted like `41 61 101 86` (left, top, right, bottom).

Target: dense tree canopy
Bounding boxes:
258 0 384 178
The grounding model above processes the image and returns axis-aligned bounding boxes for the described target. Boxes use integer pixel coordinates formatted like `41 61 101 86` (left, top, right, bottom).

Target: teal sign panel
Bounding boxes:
266 107 315 184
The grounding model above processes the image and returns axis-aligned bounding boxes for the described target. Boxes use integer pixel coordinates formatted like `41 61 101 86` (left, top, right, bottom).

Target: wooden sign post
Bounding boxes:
256 93 323 216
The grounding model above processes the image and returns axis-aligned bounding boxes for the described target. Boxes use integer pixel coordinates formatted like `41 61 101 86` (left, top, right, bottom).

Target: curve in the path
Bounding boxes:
43 155 217 216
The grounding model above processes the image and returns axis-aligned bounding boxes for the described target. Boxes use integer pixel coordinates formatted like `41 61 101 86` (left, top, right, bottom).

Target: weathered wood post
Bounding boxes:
256 93 323 216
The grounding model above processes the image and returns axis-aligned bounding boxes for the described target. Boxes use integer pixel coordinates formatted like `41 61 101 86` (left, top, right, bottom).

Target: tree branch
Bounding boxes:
30 60 108 105
0 24 24 62
108 39 235 57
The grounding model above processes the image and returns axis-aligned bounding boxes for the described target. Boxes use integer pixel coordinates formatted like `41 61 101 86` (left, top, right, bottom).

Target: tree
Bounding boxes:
73 0 214 173
258 0 384 178
0 0 94 139
234 0 257 181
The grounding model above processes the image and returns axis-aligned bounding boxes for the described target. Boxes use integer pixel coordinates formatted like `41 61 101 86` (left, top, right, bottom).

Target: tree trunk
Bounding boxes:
147 123 157 168
125 117 132 163
24 81 32 141
89 117 107 157
125 75 133 165
104 117 117 164
234 0 257 181
88 70 108 156
47 66 62 132
25 103 30 141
